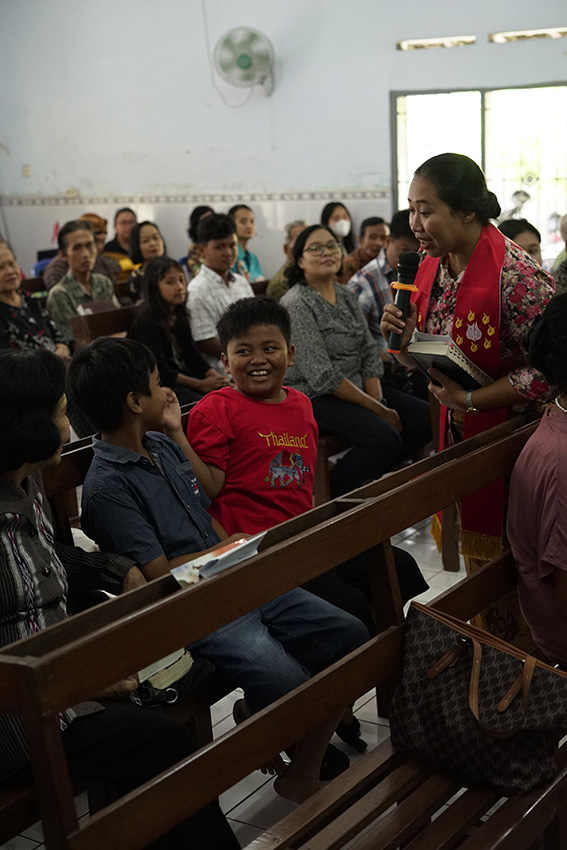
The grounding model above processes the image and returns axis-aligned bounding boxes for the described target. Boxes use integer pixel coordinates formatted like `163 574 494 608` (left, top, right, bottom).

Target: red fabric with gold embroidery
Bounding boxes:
411 225 509 557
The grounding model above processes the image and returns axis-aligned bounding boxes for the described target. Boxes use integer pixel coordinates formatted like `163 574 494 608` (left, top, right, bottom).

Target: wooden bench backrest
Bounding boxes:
6 415 539 848
71 304 141 349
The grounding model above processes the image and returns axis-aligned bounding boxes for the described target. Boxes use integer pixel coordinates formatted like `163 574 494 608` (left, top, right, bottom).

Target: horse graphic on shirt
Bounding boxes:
265 450 309 488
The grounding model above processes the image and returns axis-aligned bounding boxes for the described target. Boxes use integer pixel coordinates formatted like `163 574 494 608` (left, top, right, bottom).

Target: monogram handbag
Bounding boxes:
389 602 567 794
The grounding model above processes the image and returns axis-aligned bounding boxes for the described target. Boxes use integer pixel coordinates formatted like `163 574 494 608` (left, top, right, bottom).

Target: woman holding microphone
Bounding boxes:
381 152 554 635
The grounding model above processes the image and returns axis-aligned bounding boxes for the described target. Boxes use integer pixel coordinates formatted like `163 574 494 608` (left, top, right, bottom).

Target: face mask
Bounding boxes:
330 219 351 239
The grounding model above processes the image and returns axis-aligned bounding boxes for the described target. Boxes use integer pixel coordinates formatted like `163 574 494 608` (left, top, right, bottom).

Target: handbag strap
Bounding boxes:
468 639 537 736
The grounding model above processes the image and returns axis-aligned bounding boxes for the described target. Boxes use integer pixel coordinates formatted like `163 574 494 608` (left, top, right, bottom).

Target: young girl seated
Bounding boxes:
228 204 264 282
128 257 228 405
127 221 166 302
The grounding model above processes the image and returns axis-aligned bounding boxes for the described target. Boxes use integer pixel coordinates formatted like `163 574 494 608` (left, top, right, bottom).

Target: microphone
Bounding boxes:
387 251 421 354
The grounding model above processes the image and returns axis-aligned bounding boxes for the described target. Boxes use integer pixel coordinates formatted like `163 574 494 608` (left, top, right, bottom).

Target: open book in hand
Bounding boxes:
406 331 492 391
171 531 268 587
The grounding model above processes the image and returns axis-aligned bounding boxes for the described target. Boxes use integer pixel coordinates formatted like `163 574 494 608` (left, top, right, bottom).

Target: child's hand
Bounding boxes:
199 373 231 392
162 389 183 435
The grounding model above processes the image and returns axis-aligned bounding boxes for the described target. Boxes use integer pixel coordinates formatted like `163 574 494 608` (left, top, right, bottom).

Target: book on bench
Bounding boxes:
406 331 492 390
171 531 268 587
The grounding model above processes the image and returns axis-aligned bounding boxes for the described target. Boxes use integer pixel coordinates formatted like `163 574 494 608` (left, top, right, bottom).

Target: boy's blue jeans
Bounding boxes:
188 587 369 712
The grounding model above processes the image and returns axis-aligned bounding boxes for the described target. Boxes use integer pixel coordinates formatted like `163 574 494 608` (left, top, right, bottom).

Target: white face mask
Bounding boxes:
330 218 351 239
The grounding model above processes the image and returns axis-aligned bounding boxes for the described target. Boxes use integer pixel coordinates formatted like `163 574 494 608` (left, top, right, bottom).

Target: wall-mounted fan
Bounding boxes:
213 27 275 95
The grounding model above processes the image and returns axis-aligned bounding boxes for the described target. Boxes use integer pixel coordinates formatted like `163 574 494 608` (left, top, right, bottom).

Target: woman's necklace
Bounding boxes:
555 397 567 415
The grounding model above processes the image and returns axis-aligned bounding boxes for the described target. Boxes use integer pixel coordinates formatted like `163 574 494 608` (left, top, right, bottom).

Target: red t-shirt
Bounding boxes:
187 386 318 535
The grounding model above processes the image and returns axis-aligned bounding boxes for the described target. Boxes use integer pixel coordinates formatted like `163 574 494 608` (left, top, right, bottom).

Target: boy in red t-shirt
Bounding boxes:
188 296 374 756
187 296 317 535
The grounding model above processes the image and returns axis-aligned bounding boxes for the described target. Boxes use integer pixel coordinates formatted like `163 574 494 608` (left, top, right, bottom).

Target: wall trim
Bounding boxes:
0 188 391 207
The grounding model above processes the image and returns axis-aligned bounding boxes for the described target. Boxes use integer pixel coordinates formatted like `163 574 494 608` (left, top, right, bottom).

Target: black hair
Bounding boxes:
196 212 236 245
528 293 567 393
188 206 214 242
389 209 416 242
114 207 136 224
58 220 94 252
359 216 386 239
128 221 166 265
320 201 355 253
217 296 292 352
499 218 541 245
67 338 156 432
414 153 501 225
228 204 253 218
284 224 340 288
0 349 66 471
138 256 189 339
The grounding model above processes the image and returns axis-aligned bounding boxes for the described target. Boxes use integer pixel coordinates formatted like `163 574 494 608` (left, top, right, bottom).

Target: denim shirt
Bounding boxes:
81 432 219 566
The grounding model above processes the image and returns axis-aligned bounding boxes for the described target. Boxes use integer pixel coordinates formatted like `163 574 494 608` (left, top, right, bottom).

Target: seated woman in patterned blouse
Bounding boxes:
0 242 70 360
281 224 431 498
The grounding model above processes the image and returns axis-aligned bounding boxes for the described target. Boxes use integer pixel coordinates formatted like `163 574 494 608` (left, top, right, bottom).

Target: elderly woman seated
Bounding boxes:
0 241 70 359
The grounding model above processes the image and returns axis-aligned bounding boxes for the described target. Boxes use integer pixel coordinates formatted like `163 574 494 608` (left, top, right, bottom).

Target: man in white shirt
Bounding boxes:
187 213 254 372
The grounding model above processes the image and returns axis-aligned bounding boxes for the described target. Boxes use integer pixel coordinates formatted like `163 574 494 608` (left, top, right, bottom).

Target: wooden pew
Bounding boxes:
71 304 141 349
0 414 548 848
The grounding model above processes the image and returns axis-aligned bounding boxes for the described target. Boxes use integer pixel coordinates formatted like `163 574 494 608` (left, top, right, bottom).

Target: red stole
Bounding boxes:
412 224 508 560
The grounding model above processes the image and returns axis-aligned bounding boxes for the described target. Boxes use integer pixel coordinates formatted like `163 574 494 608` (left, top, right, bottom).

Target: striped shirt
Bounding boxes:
0 471 133 781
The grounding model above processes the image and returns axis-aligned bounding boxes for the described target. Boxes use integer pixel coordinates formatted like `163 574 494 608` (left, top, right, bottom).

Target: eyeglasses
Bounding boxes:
303 241 341 256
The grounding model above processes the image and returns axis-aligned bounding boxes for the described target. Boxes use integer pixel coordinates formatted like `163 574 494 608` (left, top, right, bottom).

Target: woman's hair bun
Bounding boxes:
477 191 501 221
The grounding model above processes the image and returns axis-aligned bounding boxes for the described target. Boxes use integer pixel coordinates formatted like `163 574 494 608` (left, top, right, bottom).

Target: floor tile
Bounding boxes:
213 714 236 739
221 770 273 814
18 824 42 844
227 781 297 829
211 689 242 726
228 818 266 844
0 837 42 850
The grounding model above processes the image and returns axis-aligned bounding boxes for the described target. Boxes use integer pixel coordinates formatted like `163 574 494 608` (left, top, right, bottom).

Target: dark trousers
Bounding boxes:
10 702 238 850
312 388 431 498
382 386 432 461
304 547 428 636
311 395 403 498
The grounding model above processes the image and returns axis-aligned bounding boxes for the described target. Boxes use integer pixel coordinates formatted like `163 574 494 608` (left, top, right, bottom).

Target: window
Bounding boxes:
393 84 567 264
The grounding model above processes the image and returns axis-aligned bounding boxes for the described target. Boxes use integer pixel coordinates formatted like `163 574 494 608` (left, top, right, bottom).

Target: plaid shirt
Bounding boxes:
346 250 395 350
46 270 119 344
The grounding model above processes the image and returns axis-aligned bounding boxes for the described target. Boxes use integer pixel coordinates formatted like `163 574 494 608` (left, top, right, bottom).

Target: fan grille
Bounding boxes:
214 27 275 87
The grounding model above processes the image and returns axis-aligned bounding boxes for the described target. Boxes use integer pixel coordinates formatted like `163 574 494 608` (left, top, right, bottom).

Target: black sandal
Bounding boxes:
335 716 368 753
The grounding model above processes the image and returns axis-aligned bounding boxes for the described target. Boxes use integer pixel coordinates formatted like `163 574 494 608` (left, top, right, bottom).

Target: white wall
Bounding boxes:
1 0 566 274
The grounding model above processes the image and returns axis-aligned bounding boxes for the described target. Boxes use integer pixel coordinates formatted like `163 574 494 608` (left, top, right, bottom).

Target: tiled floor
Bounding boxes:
2 517 465 850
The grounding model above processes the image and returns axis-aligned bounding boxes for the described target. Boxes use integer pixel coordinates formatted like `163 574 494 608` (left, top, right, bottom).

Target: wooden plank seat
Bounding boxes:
0 413 550 848
246 552 567 850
